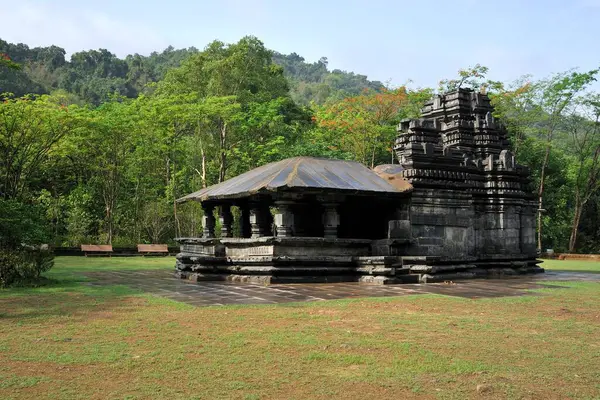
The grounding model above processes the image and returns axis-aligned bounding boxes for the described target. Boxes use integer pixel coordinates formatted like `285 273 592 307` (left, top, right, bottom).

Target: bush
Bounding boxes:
0 247 54 287
0 199 54 287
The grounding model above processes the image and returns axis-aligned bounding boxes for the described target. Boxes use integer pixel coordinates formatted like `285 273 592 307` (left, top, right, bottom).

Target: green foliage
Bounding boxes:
491 68 600 252
0 93 79 200
62 186 97 246
438 64 490 92
0 247 54 287
155 36 309 184
0 53 20 70
2 35 600 253
0 38 198 104
0 37 383 107
272 52 385 105
0 199 51 247
0 199 54 287
312 87 430 166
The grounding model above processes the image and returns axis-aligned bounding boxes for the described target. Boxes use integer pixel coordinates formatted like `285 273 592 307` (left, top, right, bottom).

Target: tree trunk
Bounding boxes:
106 205 113 245
172 160 181 238
568 201 583 253
370 143 376 169
537 143 551 253
201 146 207 188
219 122 227 183
165 156 170 188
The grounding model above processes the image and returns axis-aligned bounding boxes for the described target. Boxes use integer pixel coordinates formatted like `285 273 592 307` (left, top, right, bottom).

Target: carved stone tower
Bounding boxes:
393 88 539 279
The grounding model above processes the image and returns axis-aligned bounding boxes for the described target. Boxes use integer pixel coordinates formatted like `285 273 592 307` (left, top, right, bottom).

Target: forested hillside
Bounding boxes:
1 35 599 272
272 52 384 105
0 39 383 106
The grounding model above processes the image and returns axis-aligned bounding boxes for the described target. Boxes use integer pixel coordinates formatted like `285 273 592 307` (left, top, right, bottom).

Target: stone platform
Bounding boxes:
83 269 599 307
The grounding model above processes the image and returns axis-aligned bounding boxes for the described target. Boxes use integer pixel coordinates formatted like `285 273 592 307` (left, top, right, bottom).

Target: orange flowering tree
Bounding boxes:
314 87 431 167
0 53 20 70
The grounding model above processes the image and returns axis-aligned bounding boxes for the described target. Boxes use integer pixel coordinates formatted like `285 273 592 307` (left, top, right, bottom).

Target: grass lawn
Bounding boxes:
1 257 600 399
541 258 600 273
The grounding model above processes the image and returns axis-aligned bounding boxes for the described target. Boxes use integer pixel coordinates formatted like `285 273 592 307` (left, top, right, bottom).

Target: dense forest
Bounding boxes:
1 35 599 285
0 39 383 106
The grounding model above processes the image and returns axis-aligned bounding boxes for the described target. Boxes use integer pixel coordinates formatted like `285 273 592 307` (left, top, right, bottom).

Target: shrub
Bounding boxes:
0 247 54 287
0 199 51 247
0 199 54 287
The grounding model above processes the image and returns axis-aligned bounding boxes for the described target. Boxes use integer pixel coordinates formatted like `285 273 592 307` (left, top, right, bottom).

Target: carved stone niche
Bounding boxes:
500 150 515 170
322 203 340 239
317 194 345 239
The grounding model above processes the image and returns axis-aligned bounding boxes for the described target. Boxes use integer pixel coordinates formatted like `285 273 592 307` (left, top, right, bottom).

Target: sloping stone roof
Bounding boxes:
178 156 412 202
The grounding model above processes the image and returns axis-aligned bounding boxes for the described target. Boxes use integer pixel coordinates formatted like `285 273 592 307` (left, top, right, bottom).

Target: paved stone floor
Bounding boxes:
83 270 600 307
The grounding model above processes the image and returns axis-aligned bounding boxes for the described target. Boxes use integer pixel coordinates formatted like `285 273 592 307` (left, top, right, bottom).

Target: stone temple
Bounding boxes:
175 89 543 284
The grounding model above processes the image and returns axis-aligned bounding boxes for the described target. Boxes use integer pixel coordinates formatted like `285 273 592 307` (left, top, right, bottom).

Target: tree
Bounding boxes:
533 70 598 252
63 98 138 244
490 77 541 157
158 36 300 182
314 87 430 167
0 53 20 70
438 64 490 92
565 95 600 252
271 51 384 105
0 94 77 200
490 70 599 251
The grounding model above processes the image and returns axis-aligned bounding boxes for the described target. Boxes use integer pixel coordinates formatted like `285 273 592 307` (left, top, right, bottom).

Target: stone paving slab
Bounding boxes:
82 270 600 307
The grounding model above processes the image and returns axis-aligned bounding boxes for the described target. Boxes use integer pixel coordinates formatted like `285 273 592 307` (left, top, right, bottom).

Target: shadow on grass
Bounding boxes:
0 278 144 320
0 261 151 321
1 257 186 322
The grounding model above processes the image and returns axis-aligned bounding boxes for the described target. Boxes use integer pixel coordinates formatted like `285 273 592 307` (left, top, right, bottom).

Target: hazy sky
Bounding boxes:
2 0 599 88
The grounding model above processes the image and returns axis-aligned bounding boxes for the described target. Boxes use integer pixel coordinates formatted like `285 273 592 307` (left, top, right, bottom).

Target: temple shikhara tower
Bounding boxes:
175 88 542 284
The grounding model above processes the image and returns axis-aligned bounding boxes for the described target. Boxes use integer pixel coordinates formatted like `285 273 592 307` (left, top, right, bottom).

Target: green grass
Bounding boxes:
541 258 600 273
1 257 600 399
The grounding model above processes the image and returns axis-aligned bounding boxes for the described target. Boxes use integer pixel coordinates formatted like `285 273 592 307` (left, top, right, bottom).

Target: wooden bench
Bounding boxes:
81 244 113 257
557 253 600 261
137 244 169 256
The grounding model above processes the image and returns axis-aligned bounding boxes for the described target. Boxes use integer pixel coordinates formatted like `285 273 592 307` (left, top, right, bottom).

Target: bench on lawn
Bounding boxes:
557 253 600 261
137 244 169 256
81 244 113 257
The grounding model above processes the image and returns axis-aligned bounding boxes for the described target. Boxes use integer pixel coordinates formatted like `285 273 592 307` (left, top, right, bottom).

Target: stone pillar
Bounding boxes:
388 204 411 239
219 205 233 238
274 200 294 237
239 205 251 238
250 203 269 238
202 203 216 238
323 203 340 239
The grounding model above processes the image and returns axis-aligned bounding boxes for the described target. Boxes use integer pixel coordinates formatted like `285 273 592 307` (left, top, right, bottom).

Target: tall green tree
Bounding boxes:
0 94 77 200
564 95 600 252
533 70 598 252
157 36 302 183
